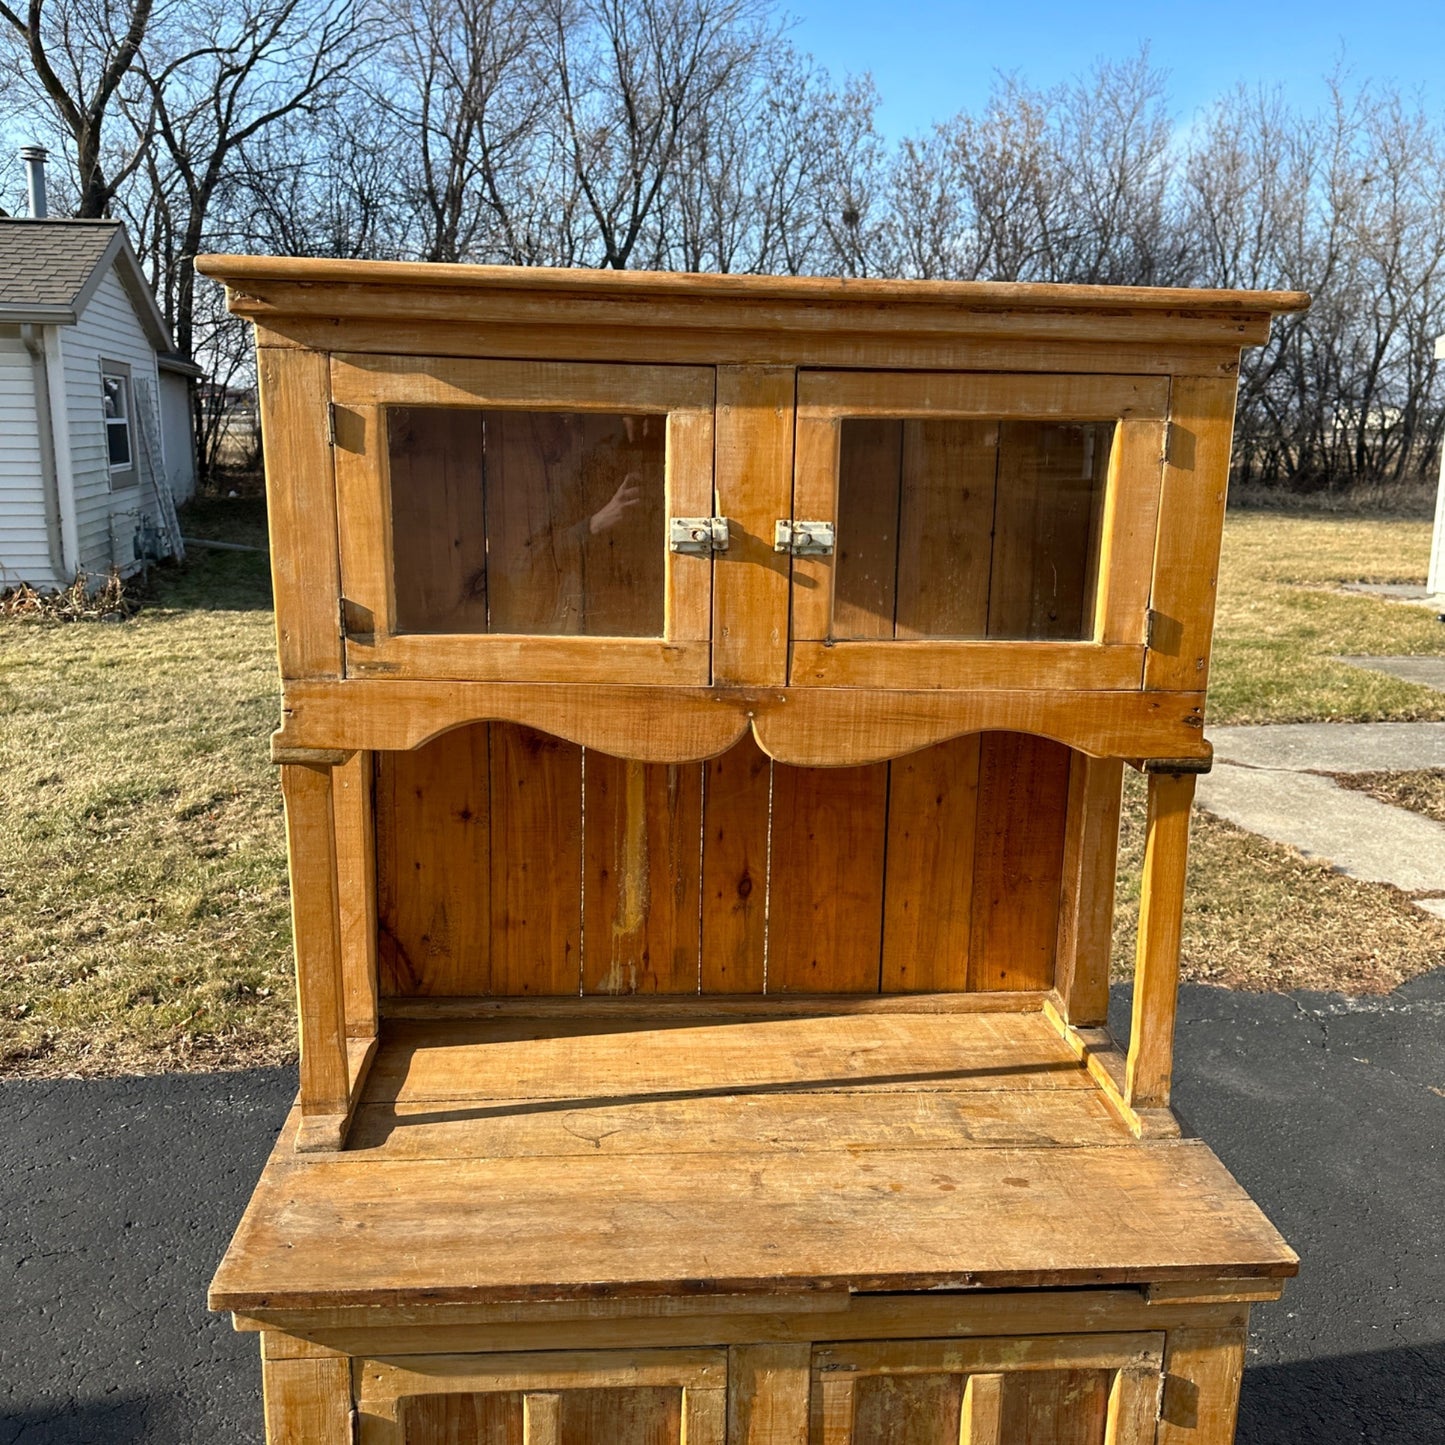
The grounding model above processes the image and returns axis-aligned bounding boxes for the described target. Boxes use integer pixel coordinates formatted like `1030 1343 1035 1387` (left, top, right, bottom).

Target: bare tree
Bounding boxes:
545 0 772 268
0 0 153 215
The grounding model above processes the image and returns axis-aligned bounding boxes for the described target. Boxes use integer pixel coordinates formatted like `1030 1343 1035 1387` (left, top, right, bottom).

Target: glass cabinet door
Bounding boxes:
331 355 716 683
788 372 1169 690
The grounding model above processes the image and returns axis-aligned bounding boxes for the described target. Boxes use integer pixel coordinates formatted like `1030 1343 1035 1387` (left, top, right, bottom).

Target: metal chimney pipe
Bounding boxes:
19 146 49 219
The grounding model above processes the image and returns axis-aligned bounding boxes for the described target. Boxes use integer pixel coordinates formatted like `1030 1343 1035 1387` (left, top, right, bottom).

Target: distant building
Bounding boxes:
0 211 201 591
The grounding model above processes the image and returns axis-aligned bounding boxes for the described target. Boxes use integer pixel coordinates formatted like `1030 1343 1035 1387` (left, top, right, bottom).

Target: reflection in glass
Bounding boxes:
832 418 1114 641
387 408 666 636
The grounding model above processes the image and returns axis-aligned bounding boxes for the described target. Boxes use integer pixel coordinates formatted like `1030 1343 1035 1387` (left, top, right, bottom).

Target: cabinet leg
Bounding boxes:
280 761 352 1146
1156 1324 1247 1445
729 1344 811 1445
261 1342 352 1444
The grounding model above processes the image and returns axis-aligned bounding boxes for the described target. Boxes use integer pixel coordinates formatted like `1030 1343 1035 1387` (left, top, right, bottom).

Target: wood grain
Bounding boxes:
277 680 1210 766
583 756 703 994
967 735 1071 991
767 761 888 993
880 736 980 992
712 366 794 686
376 726 491 996
488 725 582 996
256 347 342 679
334 750 379 1036
280 763 351 1118
1125 771 1197 1110
1054 754 1126 1027
729 1344 811 1445
1144 375 1240 691
700 734 771 992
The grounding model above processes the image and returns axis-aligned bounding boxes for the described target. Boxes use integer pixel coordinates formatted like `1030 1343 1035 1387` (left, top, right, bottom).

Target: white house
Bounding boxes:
0 215 201 592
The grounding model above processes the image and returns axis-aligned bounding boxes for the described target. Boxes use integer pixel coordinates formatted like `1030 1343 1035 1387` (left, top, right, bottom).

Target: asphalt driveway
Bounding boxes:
3 971 1443 1443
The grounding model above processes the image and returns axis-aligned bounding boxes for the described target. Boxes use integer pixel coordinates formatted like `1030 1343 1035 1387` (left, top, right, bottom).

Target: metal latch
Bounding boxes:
774 520 835 556
669 517 730 555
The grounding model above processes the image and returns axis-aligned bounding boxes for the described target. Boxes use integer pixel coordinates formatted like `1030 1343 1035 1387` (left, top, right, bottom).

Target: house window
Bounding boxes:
102 362 137 488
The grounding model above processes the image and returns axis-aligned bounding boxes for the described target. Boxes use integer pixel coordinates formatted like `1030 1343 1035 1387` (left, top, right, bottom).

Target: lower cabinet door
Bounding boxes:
356 1348 727 1445
810 1333 1165 1445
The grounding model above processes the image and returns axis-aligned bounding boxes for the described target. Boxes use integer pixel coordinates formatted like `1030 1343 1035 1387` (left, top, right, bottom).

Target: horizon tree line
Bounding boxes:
4 0 1444 494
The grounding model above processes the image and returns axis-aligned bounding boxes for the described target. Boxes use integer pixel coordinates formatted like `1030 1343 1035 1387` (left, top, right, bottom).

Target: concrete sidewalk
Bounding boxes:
1200 723 1445 915
4 971 1445 1443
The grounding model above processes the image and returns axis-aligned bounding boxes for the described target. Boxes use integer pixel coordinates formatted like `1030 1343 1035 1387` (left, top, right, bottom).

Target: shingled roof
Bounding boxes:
0 218 126 320
0 217 198 374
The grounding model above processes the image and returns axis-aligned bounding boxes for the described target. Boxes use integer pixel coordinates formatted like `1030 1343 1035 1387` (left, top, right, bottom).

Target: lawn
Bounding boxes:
1 503 1442 1075
1208 513 1445 723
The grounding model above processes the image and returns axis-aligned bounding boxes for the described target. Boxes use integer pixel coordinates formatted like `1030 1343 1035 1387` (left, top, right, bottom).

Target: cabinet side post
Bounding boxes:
280 761 352 1142
334 750 379 1038
1054 753 1126 1026
1143 374 1238 692
1124 770 1195 1110
258 346 342 680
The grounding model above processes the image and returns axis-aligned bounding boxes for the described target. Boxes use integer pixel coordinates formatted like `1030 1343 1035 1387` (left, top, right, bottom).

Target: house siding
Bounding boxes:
0 325 59 590
158 367 196 502
60 267 166 574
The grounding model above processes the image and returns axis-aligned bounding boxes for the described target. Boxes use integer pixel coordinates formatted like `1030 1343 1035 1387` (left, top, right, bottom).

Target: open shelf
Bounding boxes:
212 1004 1295 1316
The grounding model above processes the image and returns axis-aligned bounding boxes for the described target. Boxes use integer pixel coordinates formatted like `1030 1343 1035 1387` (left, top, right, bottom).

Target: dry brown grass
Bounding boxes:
1112 773 1445 995
0 499 296 1077
4 509 1445 1079
1333 769 1445 826
1209 513 1445 724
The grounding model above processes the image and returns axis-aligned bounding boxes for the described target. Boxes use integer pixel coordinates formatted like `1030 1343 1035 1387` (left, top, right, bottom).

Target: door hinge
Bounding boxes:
670 516 730 555
774 519 835 556
327 401 336 447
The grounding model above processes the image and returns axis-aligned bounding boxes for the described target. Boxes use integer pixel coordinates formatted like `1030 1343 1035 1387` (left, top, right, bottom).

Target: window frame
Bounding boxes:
100 360 137 489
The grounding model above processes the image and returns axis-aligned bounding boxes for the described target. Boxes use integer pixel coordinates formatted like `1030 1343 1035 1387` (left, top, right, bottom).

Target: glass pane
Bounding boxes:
832 417 1114 641
387 407 667 636
107 419 132 468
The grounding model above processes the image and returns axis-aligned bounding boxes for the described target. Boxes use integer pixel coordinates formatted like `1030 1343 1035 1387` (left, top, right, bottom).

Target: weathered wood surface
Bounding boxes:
210 1012 1296 1313
277 681 1210 764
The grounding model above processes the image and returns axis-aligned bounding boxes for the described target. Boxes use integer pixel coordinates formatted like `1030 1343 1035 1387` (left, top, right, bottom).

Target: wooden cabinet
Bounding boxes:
199 258 1307 1445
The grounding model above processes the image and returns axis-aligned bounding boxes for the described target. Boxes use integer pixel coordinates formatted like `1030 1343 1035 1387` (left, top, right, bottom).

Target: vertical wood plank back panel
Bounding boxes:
701 735 772 993
832 419 903 640
584 756 704 995
1054 755 1126 1027
895 420 998 640
489 724 583 995
387 407 489 634
967 734 1072 991
880 736 981 991
767 761 889 993
376 725 491 996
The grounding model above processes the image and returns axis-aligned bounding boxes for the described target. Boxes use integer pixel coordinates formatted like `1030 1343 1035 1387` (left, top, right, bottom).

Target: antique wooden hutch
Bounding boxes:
197 256 1308 1444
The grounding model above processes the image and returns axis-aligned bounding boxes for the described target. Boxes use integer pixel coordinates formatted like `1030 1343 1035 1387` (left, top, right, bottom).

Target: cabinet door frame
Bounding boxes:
789 371 1169 691
355 1346 727 1445
331 354 717 684
810 1331 1165 1444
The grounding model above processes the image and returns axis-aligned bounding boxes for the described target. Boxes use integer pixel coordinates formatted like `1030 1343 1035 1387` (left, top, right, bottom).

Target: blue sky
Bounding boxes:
781 1 1445 138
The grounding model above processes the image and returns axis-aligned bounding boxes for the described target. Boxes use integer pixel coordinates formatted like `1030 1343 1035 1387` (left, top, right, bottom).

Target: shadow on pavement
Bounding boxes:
1240 1341 1445 1443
